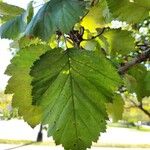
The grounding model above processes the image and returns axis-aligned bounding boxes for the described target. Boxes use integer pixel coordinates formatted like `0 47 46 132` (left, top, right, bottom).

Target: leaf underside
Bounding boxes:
30 48 121 150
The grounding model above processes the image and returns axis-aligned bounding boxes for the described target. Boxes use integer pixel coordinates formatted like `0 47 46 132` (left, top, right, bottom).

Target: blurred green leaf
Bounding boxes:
107 94 124 122
124 65 150 101
106 0 150 23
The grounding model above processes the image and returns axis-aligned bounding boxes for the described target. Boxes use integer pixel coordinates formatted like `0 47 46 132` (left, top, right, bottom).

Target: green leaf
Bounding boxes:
106 94 124 122
0 2 24 21
124 65 150 101
25 0 86 41
30 48 121 149
81 40 100 51
101 29 135 55
0 15 26 39
18 36 43 49
106 0 150 23
5 43 49 127
144 71 150 90
0 2 33 40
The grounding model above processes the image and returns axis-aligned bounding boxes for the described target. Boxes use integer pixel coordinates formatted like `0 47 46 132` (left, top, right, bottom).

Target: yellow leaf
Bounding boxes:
81 1 110 32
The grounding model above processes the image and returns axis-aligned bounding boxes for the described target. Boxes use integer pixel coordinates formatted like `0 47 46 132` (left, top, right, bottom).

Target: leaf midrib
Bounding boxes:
67 52 79 149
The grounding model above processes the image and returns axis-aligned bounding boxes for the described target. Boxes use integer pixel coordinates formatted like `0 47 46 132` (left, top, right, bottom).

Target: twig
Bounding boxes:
126 98 150 118
138 102 150 118
118 48 150 74
83 28 106 41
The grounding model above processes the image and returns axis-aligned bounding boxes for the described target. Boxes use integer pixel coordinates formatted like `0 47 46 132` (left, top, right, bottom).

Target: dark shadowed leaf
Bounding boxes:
25 0 86 41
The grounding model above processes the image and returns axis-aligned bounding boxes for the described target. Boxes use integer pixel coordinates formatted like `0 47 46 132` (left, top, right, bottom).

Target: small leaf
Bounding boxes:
0 2 24 21
106 0 150 23
96 35 110 54
0 2 33 40
80 40 100 51
25 0 86 41
106 94 124 122
5 43 50 127
124 65 150 101
30 48 121 149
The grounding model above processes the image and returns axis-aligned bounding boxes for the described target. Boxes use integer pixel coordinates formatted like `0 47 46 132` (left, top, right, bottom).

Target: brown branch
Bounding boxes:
83 28 106 41
138 102 150 118
130 99 139 106
129 99 150 118
118 48 150 74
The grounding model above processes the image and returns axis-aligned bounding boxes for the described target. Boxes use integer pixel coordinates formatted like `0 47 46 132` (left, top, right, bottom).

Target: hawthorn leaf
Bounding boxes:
25 0 86 41
101 29 135 55
124 65 150 101
106 0 150 23
106 94 124 122
5 43 50 127
0 2 33 40
30 48 121 150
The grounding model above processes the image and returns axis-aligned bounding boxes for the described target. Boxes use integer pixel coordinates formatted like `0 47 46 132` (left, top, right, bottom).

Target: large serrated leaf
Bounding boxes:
124 65 150 101
106 0 150 23
30 48 121 149
101 29 135 55
5 43 50 127
25 0 86 41
0 2 33 40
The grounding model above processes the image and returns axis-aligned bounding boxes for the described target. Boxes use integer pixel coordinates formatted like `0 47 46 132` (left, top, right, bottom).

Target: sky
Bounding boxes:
0 39 12 90
0 0 44 90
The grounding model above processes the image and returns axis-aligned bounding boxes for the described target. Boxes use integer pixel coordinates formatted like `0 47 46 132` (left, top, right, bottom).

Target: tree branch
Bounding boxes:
129 100 150 118
118 48 150 74
138 102 150 118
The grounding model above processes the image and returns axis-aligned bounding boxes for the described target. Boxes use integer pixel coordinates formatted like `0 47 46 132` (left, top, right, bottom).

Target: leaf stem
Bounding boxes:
83 28 106 41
